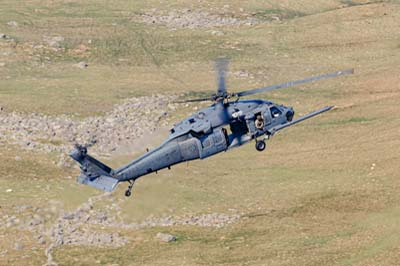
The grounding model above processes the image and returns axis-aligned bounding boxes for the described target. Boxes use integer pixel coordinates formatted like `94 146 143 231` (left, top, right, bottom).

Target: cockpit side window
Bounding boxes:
270 106 282 118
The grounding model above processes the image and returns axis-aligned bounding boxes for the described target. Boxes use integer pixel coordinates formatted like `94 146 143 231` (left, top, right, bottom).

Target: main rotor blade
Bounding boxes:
215 58 229 95
173 97 211 103
235 69 354 97
271 106 334 133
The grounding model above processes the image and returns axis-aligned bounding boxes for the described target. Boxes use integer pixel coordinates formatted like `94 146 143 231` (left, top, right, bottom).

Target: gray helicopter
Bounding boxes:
70 60 353 197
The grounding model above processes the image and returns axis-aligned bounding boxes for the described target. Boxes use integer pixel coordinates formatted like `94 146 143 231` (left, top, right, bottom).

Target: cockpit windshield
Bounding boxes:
270 106 282 118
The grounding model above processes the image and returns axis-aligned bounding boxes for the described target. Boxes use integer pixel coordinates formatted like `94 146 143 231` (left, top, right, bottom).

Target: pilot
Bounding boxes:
255 115 264 129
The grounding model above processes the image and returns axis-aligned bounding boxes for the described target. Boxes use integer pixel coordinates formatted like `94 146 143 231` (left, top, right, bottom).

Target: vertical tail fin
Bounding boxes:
69 145 119 192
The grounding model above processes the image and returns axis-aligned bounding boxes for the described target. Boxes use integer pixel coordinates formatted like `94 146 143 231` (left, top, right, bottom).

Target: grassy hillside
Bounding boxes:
1 0 400 265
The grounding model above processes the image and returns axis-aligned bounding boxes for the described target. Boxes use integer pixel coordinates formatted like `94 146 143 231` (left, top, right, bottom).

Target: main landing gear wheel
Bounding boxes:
125 180 135 197
255 140 266 152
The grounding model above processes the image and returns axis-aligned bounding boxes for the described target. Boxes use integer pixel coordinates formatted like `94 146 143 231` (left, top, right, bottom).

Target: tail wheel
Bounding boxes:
255 140 266 152
125 180 135 197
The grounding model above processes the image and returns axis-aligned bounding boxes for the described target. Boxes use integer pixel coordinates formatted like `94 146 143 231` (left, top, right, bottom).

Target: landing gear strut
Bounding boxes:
255 140 266 152
125 180 135 197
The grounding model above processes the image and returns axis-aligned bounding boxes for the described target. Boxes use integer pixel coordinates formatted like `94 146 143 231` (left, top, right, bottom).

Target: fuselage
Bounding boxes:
115 99 294 181
70 65 349 195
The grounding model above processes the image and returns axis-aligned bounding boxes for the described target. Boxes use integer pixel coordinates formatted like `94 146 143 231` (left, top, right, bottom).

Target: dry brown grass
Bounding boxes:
0 0 400 265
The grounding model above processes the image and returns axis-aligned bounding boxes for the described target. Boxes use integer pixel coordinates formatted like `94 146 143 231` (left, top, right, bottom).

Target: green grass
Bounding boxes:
254 8 307 20
0 0 377 116
340 0 386 6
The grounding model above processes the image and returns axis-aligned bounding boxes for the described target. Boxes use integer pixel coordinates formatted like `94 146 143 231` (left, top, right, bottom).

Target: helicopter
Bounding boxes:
70 59 353 197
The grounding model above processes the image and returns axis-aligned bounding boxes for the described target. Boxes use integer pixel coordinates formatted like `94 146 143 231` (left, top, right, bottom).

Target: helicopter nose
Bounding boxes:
286 108 294 122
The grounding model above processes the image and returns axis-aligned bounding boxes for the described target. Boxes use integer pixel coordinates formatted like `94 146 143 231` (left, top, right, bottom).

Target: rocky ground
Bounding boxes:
0 95 179 168
138 8 259 30
0 94 242 265
1 191 240 265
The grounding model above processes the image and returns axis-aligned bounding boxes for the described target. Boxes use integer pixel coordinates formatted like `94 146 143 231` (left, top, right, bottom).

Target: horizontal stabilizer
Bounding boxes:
77 174 119 192
271 106 333 133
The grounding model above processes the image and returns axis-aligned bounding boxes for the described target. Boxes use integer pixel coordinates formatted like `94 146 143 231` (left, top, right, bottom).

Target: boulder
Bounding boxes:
74 61 88 69
156 232 176 243
7 21 18 27
14 243 23 250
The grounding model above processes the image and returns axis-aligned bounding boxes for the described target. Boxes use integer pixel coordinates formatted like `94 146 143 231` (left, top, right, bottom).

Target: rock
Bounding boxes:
74 61 88 69
37 235 46 245
97 233 113 244
15 205 32 211
29 216 43 226
79 203 92 212
233 70 252 78
156 232 176 243
51 36 64 43
271 16 281 22
210 30 224 36
14 243 23 250
43 36 65 48
73 44 90 53
57 155 73 168
93 212 108 223
7 21 18 27
5 189 12 193
167 103 176 110
63 213 75 220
